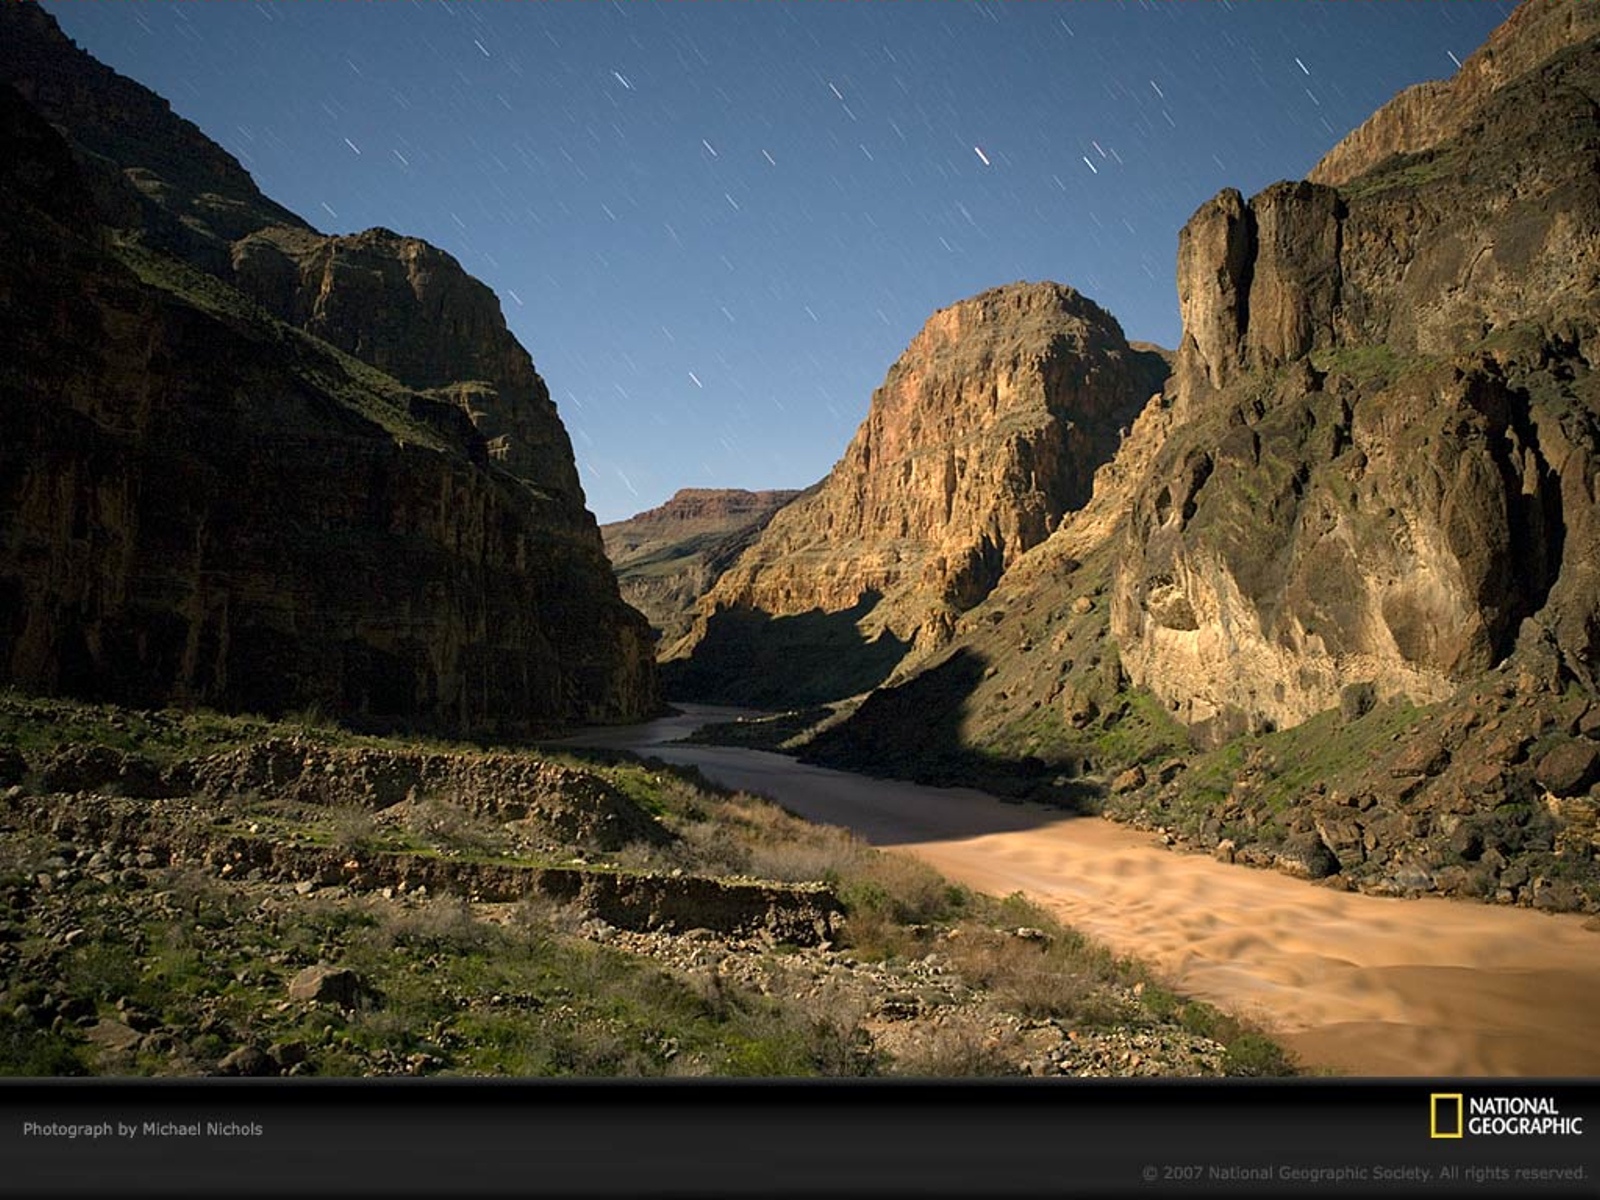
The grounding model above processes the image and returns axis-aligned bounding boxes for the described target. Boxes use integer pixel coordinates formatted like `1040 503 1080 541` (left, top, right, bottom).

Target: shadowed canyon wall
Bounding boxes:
0 5 657 733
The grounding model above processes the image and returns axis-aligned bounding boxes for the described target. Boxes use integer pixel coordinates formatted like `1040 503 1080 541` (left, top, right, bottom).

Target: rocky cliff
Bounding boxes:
601 489 801 645
0 0 307 270
0 5 657 733
228 226 590 515
1117 0 1600 735
791 0 1600 913
664 283 1168 704
1307 0 1600 189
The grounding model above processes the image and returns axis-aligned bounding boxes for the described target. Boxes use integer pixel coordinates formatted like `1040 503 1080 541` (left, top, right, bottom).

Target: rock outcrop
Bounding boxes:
0 7 588 517
0 0 307 269
601 489 801 644
665 283 1168 703
1116 0 1600 734
0 5 657 732
228 226 588 511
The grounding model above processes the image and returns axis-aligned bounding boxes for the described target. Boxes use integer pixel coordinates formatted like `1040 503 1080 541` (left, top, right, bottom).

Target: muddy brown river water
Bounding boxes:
556 706 1600 1077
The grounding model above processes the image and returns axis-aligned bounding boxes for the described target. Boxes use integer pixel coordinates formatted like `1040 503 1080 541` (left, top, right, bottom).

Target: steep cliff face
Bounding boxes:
1308 0 1600 189
601 489 801 645
791 0 1600 912
1 3 592 525
1115 1 1600 734
664 283 1167 703
0 0 308 269
228 227 588 514
0 13 657 733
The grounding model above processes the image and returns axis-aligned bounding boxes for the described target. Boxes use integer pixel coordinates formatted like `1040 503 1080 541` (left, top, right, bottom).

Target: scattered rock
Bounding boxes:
1534 741 1600 798
37 746 167 798
1389 866 1436 893
287 965 363 1008
269 1040 308 1069
1110 765 1146 794
217 1045 274 1077
0 746 26 787
1448 824 1485 862
1339 682 1377 724
84 1020 143 1055
1389 739 1451 779
1062 690 1099 729
1312 816 1365 866
1155 759 1187 785
1276 835 1339 880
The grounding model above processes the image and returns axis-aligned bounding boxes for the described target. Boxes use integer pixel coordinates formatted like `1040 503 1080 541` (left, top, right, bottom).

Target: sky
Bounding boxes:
47 0 1516 525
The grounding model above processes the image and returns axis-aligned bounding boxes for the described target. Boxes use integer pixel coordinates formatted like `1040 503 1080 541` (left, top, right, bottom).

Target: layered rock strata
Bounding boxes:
601 489 801 644
795 0 1600 912
666 283 1167 701
1115 0 1600 733
1308 0 1600 189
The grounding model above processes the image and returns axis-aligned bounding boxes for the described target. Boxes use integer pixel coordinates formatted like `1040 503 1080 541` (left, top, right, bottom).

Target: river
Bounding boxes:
552 705 1600 1077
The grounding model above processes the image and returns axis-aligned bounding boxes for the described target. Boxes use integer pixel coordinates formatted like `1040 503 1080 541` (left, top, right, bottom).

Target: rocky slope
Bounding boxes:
0 0 307 269
1 4 593 522
664 283 1168 705
773 0 1600 914
0 4 656 732
601 489 800 644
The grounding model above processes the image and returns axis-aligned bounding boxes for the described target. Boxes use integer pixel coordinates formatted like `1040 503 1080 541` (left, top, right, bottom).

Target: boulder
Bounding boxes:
287 965 363 1009
1276 835 1340 880
217 1046 275 1077
1534 741 1600 798
1110 765 1147 794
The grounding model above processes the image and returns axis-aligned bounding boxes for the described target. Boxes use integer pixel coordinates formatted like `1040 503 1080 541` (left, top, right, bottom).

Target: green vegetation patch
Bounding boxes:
1340 145 1462 201
110 238 455 453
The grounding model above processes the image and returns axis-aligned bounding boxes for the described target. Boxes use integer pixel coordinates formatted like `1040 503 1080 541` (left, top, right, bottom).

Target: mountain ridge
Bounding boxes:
0 3 658 733
601 488 802 646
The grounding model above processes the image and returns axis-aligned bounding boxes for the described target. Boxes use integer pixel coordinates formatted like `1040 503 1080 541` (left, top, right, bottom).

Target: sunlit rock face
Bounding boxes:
664 281 1168 703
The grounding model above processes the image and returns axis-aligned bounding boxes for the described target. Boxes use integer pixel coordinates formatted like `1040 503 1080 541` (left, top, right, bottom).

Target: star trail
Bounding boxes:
47 0 1514 523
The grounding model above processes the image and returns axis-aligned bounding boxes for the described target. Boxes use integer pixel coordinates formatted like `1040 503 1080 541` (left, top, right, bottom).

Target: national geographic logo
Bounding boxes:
1431 1093 1586 1139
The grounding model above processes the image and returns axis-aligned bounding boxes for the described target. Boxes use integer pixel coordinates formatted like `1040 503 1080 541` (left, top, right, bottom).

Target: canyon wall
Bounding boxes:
1115 3 1600 733
0 6 657 732
665 282 1167 703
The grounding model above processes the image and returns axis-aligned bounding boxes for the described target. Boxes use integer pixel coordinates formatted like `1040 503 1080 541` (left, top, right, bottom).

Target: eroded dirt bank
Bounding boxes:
562 708 1600 1076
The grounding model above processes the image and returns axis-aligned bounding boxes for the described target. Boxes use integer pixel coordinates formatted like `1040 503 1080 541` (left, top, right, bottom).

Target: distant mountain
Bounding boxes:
662 281 1169 706
0 2 657 732
601 488 801 645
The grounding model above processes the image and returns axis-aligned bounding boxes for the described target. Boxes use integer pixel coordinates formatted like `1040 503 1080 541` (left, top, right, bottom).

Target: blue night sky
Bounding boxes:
47 0 1515 525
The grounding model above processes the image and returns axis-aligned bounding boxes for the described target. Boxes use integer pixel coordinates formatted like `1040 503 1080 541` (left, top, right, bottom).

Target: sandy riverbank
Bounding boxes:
557 709 1600 1076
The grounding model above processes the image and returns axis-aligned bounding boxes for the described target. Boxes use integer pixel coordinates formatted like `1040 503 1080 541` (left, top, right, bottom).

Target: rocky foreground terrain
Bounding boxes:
666 0 1600 916
0 694 1285 1078
0 3 656 734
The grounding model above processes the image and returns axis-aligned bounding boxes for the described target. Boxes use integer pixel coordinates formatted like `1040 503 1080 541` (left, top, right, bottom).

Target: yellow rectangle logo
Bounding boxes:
1431 1093 1464 1139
